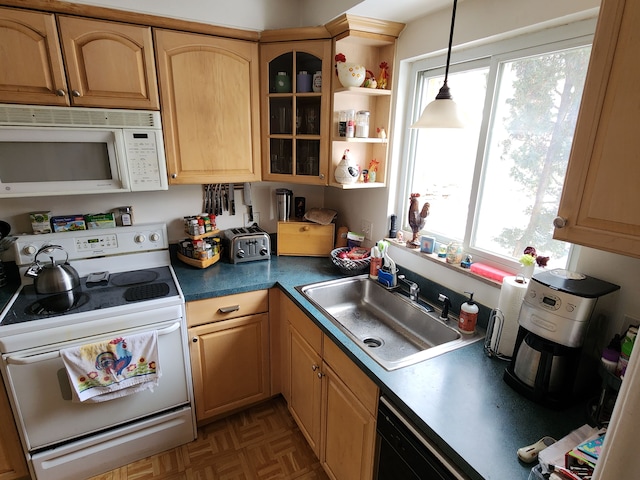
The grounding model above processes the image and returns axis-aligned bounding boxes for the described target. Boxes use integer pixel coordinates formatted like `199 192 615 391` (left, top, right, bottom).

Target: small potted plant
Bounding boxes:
519 246 550 278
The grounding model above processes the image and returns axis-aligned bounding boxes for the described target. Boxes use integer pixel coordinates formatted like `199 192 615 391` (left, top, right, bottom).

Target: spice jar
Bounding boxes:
114 206 134 226
355 110 370 138
345 109 355 138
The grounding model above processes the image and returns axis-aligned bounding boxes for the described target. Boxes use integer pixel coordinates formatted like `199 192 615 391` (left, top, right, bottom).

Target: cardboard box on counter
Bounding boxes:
84 213 116 229
51 215 86 232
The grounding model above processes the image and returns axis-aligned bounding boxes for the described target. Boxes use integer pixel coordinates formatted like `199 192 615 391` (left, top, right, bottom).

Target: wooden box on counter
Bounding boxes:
277 221 334 256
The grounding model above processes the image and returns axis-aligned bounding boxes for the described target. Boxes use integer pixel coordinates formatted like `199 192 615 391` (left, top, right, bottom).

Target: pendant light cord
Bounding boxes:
436 0 458 100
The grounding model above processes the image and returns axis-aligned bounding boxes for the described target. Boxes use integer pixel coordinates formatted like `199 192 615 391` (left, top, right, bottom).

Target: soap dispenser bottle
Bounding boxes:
459 291 478 334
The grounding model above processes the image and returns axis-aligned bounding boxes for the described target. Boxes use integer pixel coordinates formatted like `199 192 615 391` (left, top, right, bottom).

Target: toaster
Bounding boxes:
224 226 271 264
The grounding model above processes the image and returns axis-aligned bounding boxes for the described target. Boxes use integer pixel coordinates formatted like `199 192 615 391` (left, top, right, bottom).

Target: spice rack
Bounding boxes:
177 229 223 269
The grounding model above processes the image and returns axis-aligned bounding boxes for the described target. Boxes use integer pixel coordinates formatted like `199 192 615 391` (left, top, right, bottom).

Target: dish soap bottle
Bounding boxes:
459 292 478 334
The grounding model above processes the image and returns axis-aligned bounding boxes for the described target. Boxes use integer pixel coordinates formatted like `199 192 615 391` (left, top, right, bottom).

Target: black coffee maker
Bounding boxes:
504 269 620 408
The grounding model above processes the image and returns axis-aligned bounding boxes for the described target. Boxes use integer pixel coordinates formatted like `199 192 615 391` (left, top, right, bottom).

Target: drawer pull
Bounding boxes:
219 305 240 314
302 226 310 231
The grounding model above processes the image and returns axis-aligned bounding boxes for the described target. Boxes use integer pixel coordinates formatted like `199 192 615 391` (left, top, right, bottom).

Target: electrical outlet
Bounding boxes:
361 219 373 240
244 212 260 227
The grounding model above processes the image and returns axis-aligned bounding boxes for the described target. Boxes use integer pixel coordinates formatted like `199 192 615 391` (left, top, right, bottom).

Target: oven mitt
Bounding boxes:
303 208 337 225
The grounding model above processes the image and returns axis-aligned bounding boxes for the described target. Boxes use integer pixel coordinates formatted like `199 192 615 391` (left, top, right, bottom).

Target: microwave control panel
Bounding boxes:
124 130 168 191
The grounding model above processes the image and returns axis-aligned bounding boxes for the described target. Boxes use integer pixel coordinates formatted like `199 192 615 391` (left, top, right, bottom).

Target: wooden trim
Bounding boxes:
325 13 405 39
260 25 331 43
0 0 260 41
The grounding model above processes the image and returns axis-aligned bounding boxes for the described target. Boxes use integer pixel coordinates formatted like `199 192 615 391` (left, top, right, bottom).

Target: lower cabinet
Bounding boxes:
282 294 378 480
0 381 28 480
187 290 270 422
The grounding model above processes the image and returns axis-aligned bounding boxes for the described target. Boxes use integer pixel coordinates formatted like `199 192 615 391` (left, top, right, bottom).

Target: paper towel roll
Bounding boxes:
490 276 528 357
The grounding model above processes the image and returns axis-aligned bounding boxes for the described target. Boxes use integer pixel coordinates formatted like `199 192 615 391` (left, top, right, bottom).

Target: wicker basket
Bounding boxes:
330 247 371 273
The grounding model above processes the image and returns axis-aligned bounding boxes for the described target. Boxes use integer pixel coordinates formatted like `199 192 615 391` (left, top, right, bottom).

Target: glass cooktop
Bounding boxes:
1 266 179 326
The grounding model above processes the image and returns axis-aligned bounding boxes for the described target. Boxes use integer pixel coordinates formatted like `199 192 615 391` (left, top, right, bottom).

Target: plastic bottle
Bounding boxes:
459 291 478 334
616 326 637 377
346 109 355 138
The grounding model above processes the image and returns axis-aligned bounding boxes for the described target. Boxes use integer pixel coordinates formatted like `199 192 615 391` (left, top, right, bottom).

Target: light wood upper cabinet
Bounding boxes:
57 16 159 109
0 7 67 106
0 380 28 480
155 29 261 184
0 8 158 109
554 0 640 258
260 39 332 185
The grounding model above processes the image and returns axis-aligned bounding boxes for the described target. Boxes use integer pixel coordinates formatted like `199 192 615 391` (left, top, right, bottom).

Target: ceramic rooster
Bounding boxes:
407 193 430 248
95 337 133 379
335 53 366 88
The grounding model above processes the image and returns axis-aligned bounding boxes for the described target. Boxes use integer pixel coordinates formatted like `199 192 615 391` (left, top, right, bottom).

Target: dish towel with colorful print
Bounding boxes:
61 331 161 403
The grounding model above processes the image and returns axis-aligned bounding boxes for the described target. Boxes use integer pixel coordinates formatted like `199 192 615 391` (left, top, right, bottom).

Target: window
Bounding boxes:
401 22 594 271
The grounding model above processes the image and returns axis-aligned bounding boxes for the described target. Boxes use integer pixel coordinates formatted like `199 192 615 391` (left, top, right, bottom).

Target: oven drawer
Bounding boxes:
2 318 191 451
277 221 334 257
186 289 269 327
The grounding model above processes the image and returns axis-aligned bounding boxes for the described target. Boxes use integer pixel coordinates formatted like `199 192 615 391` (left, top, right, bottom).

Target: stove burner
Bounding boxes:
111 270 159 286
124 282 170 302
25 291 90 316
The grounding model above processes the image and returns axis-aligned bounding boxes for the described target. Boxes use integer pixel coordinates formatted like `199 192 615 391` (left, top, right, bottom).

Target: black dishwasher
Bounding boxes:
374 396 467 480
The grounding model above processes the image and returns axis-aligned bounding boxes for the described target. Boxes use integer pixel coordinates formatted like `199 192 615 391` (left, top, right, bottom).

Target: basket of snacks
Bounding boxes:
330 247 371 273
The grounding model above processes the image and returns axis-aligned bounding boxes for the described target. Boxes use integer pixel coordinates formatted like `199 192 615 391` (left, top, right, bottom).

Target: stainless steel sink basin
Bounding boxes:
296 274 483 371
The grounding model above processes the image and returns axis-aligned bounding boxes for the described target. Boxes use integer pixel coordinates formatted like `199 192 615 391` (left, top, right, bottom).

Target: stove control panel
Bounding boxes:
13 223 168 266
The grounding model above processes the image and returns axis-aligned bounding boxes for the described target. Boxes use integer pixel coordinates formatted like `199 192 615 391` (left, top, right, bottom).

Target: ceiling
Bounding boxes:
345 0 452 23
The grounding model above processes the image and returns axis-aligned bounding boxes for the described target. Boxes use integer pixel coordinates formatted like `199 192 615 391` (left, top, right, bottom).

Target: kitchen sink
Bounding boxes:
296 274 483 371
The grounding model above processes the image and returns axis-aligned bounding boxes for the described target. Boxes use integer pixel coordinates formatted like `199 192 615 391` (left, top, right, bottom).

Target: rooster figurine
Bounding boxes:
407 193 430 248
335 53 366 88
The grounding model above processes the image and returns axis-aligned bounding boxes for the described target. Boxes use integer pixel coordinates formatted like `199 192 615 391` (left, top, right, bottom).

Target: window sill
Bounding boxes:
386 237 507 288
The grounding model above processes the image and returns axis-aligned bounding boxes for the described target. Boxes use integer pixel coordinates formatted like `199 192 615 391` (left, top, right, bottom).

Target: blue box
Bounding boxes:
420 236 436 254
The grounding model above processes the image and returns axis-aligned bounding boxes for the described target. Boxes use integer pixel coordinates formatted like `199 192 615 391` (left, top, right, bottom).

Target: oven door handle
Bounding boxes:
6 322 182 365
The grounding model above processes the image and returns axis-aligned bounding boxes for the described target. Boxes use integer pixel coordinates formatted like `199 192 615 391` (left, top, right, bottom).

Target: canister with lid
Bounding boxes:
355 110 370 138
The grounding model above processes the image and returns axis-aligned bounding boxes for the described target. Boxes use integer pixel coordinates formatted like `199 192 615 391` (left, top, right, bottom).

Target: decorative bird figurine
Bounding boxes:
407 193 430 248
95 337 132 379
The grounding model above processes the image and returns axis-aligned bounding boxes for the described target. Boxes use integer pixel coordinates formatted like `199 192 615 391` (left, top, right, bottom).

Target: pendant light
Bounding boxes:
411 0 465 128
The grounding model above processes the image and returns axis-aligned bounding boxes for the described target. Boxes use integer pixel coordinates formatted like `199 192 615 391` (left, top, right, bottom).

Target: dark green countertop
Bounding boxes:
172 254 589 480
0 255 588 479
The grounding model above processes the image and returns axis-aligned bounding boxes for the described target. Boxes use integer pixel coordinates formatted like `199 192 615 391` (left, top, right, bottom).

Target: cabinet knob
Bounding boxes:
192 337 198 343
171 173 178 179
311 364 318 371
303 226 310 232
56 89 66 97
319 173 325 180
71 90 81 97
317 372 325 379
553 216 567 228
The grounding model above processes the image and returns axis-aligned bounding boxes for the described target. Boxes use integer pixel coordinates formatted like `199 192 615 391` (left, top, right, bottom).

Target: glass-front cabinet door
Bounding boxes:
260 40 331 184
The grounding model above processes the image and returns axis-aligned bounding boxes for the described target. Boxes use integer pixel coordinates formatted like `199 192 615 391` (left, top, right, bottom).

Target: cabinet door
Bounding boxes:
288 324 323 455
0 7 68 106
155 29 261 184
554 0 640 258
189 313 270 422
58 16 159 109
0 381 28 480
261 41 331 185
321 362 376 480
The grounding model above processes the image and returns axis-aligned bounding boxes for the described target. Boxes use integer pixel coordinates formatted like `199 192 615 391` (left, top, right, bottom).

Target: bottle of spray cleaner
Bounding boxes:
459 292 478 334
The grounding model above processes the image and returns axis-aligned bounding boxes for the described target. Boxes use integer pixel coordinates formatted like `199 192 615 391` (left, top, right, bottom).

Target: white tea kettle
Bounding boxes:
25 245 80 294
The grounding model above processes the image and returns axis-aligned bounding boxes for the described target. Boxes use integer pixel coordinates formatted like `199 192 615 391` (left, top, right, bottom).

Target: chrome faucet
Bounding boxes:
398 275 420 302
438 294 451 321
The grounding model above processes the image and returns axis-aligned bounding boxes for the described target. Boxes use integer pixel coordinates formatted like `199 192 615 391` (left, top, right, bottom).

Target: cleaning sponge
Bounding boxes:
469 263 511 282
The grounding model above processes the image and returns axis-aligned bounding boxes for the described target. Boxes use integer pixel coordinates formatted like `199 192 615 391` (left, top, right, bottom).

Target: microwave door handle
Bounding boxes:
5 322 180 366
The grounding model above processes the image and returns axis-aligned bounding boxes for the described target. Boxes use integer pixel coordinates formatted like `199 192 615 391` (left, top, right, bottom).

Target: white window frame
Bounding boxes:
397 18 597 272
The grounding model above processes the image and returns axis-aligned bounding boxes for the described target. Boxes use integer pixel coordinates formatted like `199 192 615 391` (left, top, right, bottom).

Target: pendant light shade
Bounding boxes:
411 0 465 129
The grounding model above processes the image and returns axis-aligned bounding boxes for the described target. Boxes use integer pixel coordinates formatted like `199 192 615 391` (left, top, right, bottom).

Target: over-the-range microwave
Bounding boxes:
0 103 168 198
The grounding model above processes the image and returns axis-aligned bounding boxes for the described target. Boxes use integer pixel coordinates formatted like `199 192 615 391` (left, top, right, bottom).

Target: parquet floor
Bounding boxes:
88 396 329 480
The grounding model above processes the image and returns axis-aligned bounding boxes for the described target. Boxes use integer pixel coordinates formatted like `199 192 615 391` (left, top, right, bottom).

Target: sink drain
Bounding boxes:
363 337 384 348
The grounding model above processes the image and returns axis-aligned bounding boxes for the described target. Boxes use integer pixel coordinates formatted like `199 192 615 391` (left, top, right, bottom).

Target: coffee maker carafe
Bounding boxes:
504 269 620 408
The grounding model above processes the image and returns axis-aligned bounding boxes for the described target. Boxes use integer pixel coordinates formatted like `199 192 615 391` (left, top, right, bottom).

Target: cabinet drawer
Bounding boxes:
324 338 378 416
187 290 268 327
277 222 334 257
